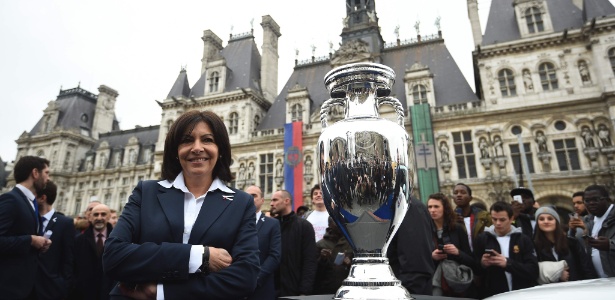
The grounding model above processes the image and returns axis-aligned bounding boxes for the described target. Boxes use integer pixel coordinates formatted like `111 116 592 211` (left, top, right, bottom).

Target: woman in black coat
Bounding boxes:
427 193 476 297
534 206 597 282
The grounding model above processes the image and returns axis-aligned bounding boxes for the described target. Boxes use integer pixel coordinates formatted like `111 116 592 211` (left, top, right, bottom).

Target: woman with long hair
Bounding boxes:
534 206 597 282
428 193 476 297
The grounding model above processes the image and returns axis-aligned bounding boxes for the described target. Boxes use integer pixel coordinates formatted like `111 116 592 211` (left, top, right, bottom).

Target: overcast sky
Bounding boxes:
0 0 501 162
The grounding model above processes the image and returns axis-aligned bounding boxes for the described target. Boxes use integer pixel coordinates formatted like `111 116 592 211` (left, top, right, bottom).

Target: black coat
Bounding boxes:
35 212 76 300
536 237 597 281
474 228 538 299
71 224 115 300
435 224 476 272
388 197 436 295
275 212 317 296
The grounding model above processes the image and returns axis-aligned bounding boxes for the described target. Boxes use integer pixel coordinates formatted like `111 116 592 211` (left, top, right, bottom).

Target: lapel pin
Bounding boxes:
53 217 57 222
222 195 234 201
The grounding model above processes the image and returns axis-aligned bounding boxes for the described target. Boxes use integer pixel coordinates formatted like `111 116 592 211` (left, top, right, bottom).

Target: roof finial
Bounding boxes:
250 18 254 33
311 44 316 57
435 16 441 31
78 81 81 88
414 20 420 36
394 25 400 40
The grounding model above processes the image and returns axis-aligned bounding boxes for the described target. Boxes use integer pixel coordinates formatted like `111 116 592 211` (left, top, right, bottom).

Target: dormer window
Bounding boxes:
498 69 516 97
412 85 428 104
209 71 220 92
526 7 544 33
229 112 239 134
291 104 303 122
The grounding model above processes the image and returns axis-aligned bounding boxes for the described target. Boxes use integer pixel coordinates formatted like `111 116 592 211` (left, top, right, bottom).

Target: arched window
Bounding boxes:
498 69 516 97
229 112 239 134
291 104 303 122
208 71 220 92
526 7 544 33
608 48 615 75
412 84 428 104
539 62 558 91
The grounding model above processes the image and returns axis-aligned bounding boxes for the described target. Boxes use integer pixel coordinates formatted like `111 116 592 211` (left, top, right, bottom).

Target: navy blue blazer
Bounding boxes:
36 212 76 300
0 187 39 299
248 215 281 300
103 180 260 300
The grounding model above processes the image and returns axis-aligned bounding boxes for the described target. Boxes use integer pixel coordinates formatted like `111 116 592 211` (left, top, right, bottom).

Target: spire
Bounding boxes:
166 68 191 99
340 0 384 59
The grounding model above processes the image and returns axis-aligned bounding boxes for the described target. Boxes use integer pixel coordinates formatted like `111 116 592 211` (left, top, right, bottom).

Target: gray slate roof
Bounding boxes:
258 39 478 130
189 35 262 98
94 125 159 149
167 69 191 99
30 87 119 135
483 0 615 46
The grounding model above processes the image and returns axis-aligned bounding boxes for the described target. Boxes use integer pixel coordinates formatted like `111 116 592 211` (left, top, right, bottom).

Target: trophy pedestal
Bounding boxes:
334 256 412 300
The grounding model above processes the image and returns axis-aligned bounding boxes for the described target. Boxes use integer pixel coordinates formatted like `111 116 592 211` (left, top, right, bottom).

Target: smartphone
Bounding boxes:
569 213 579 220
513 195 523 203
437 244 444 251
334 252 345 265
485 249 496 256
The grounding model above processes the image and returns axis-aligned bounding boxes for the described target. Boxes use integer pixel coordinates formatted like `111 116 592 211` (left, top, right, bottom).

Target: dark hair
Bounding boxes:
297 206 309 213
310 184 321 198
278 189 293 205
534 211 569 257
161 110 232 182
428 193 457 230
40 180 57 205
572 191 584 198
490 201 513 218
584 185 611 200
455 183 472 197
14 156 50 183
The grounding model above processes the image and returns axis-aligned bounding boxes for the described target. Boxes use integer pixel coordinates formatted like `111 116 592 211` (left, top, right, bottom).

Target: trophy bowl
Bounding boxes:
317 62 413 299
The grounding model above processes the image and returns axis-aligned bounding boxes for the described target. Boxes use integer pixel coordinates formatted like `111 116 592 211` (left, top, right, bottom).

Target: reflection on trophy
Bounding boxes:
318 62 413 299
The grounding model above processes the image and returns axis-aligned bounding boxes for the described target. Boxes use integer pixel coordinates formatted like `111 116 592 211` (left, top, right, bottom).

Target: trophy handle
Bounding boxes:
376 96 405 127
320 97 346 128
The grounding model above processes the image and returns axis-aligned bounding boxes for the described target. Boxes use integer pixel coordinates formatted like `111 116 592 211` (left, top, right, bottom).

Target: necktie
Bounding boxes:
32 199 40 233
96 233 104 257
39 216 46 236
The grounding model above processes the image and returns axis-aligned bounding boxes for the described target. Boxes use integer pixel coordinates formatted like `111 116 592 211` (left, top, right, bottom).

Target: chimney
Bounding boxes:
260 15 281 103
467 0 483 48
200 30 223 74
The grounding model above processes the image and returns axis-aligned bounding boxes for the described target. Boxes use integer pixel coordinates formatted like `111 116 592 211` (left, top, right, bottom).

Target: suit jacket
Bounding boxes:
248 215 281 300
0 187 39 299
103 180 260 300
35 212 76 300
72 223 115 300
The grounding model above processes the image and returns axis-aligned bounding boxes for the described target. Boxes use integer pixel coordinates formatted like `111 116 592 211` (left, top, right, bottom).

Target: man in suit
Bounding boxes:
35 180 76 300
246 185 281 300
73 204 115 300
0 155 51 300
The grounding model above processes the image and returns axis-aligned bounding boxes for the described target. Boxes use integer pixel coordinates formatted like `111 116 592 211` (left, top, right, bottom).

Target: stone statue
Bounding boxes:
581 126 595 148
493 136 504 157
439 142 450 162
100 153 107 169
523 69 533 91
238 163 246 181
579 60 591 83
247 162 255 180
129 149 137 164
304 156 312 173
535 131 548 153
86 156 93 171
276 159 283 176
114 151 122 167
479 137 490 159
598 124 612 147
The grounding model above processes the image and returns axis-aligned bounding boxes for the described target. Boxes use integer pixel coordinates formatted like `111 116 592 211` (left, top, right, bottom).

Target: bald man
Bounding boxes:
72 204 115 300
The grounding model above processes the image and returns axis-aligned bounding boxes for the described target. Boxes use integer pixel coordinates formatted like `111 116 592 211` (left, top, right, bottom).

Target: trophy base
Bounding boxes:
334 256 413 300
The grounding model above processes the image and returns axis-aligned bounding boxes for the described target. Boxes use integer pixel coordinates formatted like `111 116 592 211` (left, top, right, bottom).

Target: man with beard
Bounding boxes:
270 190 317 296
568 191 590 246
72 204 115 300
0 155 51 300
35 180 76 300
583 185 615 277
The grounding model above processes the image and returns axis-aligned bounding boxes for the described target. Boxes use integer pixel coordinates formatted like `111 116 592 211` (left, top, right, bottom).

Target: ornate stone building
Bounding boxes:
5 0 615 218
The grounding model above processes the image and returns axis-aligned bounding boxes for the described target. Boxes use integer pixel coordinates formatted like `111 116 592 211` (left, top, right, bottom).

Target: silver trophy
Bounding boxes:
318 62 412 299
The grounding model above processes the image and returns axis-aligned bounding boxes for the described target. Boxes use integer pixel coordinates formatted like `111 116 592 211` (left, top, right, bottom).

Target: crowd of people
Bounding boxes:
1 110 614 299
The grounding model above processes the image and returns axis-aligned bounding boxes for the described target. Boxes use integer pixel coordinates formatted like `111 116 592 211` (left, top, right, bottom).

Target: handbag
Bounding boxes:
432 259 474 295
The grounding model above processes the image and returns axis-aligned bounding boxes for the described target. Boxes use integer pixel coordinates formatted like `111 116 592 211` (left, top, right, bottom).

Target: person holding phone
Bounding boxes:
313 217 352 295
453 183 491 251
533 206 597 282
510 187 537 238
568 191 590 246
582 185 615 277
474 201 538 298
427 193 476 297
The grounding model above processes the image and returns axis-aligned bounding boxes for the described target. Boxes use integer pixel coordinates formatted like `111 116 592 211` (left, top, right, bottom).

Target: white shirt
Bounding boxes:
40 208 55 235
156 172 234 299
306 210 329 242
463 217 473 251
590 204 614 278
256 211 262 224
15 184 36 211
496 235 513 291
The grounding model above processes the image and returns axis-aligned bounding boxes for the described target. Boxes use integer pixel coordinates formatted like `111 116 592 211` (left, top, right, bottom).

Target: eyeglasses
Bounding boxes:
583 197 606 204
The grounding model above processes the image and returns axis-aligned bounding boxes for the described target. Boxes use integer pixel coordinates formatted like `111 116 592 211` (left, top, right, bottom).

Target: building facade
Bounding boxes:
4 0 615 217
